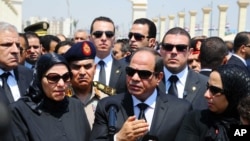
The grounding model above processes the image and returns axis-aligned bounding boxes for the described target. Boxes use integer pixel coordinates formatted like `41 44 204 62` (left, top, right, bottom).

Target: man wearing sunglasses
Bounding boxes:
227 31 250 73
89 16 127 94
90 47 192 141
159 27 208 110
128 18 157 53
63 41 115 128
0 22 33 104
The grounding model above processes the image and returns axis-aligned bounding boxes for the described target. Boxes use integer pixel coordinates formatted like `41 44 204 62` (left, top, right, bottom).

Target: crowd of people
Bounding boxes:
0 15 250 141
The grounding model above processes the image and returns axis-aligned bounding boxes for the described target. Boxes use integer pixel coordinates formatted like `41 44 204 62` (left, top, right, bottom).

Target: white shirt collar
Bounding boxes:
132 89 157 109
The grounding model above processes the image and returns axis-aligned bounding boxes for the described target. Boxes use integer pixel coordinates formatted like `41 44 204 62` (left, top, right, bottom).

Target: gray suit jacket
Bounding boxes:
108 58 128 94
90 90 192 141
159 69 208 110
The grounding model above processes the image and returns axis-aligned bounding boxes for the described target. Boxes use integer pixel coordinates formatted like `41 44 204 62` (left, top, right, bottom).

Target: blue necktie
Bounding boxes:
98 60 106 84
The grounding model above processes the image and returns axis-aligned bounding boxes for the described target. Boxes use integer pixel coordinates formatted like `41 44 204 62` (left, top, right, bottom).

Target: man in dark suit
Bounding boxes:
159 27 208 110
90 47 192 141
199 37 228 77
89 16 127 94
227 31 250 73
0 22 33 105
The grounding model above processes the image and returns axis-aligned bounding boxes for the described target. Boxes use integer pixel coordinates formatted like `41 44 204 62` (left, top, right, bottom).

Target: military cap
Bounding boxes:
24 21 49 37
63 41 96 62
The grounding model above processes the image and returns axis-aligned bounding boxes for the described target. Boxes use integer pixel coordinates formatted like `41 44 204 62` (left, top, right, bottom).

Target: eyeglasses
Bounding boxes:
128 32 149 41
44 72 71 84
92 31 114 38
161 43 188 52
206 83 224 95
125 66 156 79
74 37 85 40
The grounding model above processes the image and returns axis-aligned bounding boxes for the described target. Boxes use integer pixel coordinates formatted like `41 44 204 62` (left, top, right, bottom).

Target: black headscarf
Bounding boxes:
23 53 71 114
205 64 250 141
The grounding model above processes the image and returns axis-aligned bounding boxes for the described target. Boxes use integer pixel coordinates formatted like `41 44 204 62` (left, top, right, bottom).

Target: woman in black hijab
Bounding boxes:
9 53 90 141
175 64 250 141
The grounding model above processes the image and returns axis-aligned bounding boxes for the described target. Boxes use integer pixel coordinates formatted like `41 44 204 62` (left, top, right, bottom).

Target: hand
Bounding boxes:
116 116 149 141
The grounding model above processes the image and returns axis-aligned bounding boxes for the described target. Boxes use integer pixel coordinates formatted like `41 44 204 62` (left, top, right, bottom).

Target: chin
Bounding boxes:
53 96 65 101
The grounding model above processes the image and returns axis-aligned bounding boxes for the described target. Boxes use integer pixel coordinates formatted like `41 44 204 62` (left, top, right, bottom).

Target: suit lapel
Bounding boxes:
184 70 200 103
14 66 28 96
121 93 134 117
109 59 122 87
149 91 168 134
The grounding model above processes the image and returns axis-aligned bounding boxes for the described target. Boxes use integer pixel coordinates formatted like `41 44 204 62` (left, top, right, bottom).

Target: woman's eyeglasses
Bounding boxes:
125 67 156 79
161 43 188 52
44 72 71 84
206 83 224 95
92 31 114 38
128 32 149 41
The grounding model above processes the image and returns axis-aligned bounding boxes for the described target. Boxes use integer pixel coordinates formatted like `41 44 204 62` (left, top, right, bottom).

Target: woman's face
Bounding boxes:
204 71 229 114
41 64 71 101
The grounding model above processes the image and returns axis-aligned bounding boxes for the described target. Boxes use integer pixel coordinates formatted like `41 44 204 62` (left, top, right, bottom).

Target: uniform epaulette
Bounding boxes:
93 81 116 96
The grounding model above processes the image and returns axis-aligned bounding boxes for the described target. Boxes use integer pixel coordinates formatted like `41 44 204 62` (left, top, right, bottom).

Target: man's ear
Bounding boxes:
156 72 164 85
149 38 156 48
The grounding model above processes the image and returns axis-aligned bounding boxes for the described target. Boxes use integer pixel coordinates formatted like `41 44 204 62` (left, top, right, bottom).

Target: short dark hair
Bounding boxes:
131 47 163 73
233 31 250 52
162 27 191 47
133 18 157 38
19 33 29 54
200 36 228 69
90 16 115 33
54 40 74 54
25 31 40 41
115 38 130 55
40 35 60 52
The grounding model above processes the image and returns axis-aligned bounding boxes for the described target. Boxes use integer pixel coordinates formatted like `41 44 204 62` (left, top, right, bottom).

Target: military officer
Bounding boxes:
63 41 115 128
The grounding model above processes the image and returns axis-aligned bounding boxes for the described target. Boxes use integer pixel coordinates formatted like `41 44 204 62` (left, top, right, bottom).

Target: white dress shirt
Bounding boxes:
164 66 189 98
0 69 21 101
94 54 113 85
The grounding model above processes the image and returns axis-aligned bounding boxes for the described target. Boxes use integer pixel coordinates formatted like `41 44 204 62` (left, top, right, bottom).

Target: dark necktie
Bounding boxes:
168 75 179 97
98 60 106 84
1 72 14 102
137 103 148 122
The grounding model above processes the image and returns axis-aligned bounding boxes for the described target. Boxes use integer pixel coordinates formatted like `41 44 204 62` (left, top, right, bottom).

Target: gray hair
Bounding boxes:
0 21 18 33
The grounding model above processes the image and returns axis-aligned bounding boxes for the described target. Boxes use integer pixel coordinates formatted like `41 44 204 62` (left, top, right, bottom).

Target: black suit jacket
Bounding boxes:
108 58 128 94
159 69 208 110
0 65 33 105
90 90 192 141
227 55 250 73
199 70 211 77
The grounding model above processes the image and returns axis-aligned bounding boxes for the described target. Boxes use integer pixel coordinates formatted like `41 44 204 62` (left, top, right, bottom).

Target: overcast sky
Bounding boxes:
22 0 250 35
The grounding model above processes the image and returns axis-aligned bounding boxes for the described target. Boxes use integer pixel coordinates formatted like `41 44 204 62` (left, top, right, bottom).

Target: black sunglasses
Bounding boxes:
44 72 71 84
128 32 149 41
92 31 114 38
125 66 156 79
161 43 188 52
206 83 224 95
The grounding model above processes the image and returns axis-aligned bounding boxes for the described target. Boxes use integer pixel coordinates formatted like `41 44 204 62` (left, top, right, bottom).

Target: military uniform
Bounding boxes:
63 41 117 128
72 81 115 128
